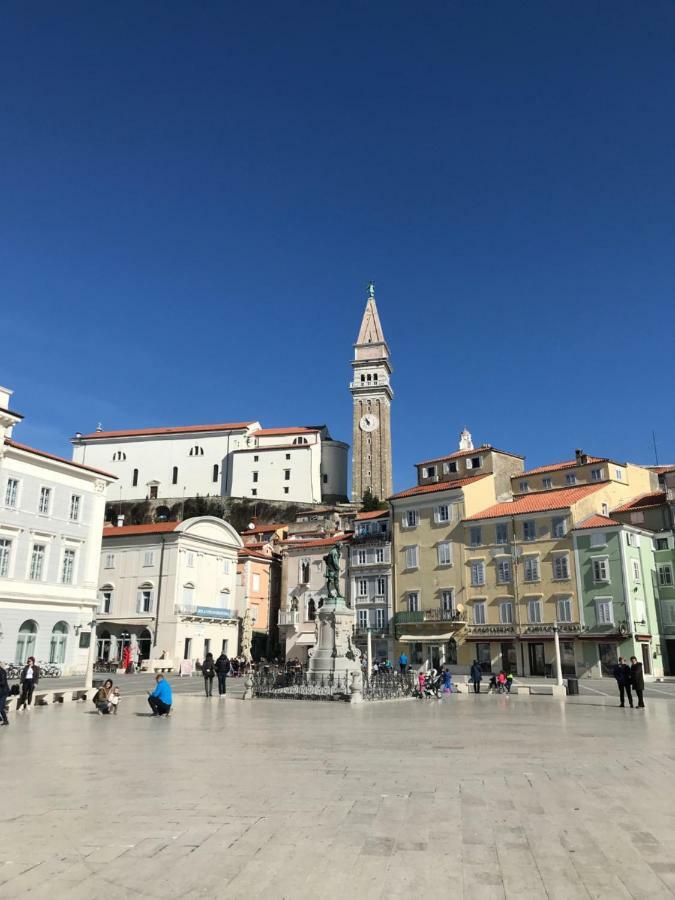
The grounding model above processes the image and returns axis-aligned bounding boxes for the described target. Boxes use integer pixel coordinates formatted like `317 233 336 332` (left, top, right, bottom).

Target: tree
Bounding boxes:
361 488 382 512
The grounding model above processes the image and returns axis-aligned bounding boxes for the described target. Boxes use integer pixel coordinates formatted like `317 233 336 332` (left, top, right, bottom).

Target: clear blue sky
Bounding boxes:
2 1 674 491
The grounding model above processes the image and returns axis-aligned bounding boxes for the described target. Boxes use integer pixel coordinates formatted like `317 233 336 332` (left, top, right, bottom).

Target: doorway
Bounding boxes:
501 642 517 675
429 645 442 671
599 643 618 677
528 643 545 676
641 643 651 675
184 637 192 660
561 641 576 676
138 629 152 660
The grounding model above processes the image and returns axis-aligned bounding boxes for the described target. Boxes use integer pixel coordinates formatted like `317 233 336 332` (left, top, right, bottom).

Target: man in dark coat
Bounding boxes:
470 660 483 694
214 651 230 696
0 664 9 726
612 657 633 708
630 656 646 708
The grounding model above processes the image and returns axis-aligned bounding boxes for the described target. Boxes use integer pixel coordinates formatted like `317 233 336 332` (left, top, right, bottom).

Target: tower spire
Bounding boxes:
355 287 387 349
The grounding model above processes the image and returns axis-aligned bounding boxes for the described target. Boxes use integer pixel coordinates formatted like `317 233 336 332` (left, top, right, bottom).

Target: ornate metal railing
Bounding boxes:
251 668 417 702
362 671 416 700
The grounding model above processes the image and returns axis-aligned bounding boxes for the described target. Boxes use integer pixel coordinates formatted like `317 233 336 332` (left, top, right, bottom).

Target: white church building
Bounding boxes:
71 421 348 506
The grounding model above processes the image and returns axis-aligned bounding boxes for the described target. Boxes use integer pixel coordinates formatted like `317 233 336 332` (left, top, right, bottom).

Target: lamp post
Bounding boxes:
552 621 563 687
367 627 373 674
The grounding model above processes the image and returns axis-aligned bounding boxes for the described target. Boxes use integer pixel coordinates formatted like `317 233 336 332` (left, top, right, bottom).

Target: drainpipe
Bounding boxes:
153 536 166 649
618 528 635 639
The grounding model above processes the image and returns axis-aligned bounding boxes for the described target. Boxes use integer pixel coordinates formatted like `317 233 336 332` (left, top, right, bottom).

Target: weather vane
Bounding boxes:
367 281 375 298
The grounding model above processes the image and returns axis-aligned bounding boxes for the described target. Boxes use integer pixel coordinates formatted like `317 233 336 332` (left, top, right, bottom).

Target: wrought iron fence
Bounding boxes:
251 668 417 702
363 671 416 700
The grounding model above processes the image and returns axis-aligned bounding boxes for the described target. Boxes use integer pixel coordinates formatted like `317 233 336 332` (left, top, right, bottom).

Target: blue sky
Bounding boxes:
2 1 674 491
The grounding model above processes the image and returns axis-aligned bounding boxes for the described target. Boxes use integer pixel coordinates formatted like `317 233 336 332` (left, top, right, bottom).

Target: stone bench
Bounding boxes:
529 684 566 697
33 691 53 705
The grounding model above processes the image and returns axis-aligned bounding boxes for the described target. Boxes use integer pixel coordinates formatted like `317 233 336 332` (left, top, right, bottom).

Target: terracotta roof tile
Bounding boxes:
611 492 667 513
356 509 389 520
281 534 352 550
464 484 605 520
519 456 607 477
251 426 320 437
389 473 489 500
5 439 117 479
416 444 524 467
103 522 180 537
240 523 288 534
76 422 255 440
574 514 623 530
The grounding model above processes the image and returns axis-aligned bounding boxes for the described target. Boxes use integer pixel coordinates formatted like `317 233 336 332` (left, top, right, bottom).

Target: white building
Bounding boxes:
0 387 116 676
97 516 242 668
350 510 393 661
71 422 348 506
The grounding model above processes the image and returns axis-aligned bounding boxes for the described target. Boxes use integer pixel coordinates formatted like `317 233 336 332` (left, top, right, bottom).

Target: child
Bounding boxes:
110 686 121 715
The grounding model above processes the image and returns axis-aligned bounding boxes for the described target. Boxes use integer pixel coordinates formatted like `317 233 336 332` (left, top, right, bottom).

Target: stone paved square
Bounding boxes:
2 692 675 899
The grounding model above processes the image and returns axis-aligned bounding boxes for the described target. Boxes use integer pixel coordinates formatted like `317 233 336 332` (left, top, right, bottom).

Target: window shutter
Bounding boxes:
136 590 143 614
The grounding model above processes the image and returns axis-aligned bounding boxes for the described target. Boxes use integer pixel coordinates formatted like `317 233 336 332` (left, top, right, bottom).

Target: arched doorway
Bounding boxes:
307 598 316 621
49 621 69 664
15 620 38 663
138 628 152 661
97 630 112 661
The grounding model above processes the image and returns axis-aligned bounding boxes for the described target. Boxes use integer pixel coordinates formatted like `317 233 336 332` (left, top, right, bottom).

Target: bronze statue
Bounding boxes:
323 543 341 598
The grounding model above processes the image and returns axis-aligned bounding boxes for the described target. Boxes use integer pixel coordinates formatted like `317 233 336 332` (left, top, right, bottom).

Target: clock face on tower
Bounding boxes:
359 413 379 432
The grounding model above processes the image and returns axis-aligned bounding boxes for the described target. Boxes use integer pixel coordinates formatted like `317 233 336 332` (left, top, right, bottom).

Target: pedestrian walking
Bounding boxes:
17 656 40 711
612 656 633 708
470 659 483 694
148 674 173 716
398 652 408 674
630 656 646 708
0 663 10 726
202 652 216 697
215 650 230 696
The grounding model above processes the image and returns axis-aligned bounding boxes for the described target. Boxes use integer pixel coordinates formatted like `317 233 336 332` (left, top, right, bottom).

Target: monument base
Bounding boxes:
307 595 361 681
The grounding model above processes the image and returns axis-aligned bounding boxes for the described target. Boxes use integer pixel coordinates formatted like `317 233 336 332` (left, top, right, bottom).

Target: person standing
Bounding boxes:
0 663 10 726
17 656 40 711
612 657 633 708
202 652 216 697
214 651 230 697
148 674 173 716
398 652 408 674
630 656 646 708
470 660 483 694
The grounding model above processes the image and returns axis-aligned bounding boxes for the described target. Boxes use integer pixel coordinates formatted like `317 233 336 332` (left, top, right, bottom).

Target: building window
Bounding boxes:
172 466 178 485
436 504 449 523
437 542 452 566
61 548 76 584
590 468 603 481
519 481 529 493
553 555 569 580
658 565 673 586
358 609 368 629
527 598 542 624
626 532 637 548
469 526 482 547
252 573 261 592
29 544 45 580
565 473 577 486
189 446 204 456
376 576 386 596
132 469 139 487
496 559 511 583
655 538 669 551
101 589 113 613
590 532 606 548
285 453 290 460
186 551 195 568
473 601 486 625
405 546 419 570
15 620 38 663
601 503 609 516
615 468 623 481
444 461 458 474
213 464 219 483
630 511 645 524
470 560 485 586
375 548 384 563
596 598 614 624
284 469 291 481
407 592 420 612
223 558 230 575
4 477 19 508
104 553 115 569
523 520 536 542
283 487 289 494
139 589 153 613
38 486 51 515
143 551 154 567
252 471 259 483
632 559 641 582
552 516 566 538
495 523 508 544
542 477 552 490
422 466 436 479
292 436 309 445
375 608 385 629
0 538 11 577
499 601 513 625
358 579 368 597
441 589 454 611
251 489 257 496
322 474 328 484
557 597 573 623
253 455 259 462
466 456 482 470
403 510 419 528
523 556 540 582
69 494 81 521
300 560 310 584
592 557 610 583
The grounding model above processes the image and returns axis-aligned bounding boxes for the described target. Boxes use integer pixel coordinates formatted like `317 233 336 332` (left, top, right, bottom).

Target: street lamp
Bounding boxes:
552 621 563 687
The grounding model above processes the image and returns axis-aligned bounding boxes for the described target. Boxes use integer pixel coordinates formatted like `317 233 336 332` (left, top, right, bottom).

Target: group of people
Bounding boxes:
0 657 42 726
613 656 646 709
200 651 234 697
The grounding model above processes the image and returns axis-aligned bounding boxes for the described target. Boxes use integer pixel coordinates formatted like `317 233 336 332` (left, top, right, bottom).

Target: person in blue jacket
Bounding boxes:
148 674 172 716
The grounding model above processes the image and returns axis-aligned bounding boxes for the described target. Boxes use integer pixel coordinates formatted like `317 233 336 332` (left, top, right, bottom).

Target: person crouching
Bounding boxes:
148 674 172 716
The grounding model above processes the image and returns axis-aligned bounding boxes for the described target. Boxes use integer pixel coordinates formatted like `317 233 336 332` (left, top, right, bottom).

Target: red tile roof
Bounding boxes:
102 522 180 537
5 439 117 479
76 422 255 440
612 492 667 513
464 483 605 520
416 444 524 467
519 456 607 477
240 522 288 534
238 547 273 561
574 514 623 530
281 534 352 550
356 509 389 520
390 473 489 500
648 465 675 475
251 427 321 438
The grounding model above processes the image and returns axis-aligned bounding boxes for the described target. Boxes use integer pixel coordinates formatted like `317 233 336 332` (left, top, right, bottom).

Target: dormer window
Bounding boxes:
466 456 482 470
189 446 204 456
112 451 127 461
293 436 309 445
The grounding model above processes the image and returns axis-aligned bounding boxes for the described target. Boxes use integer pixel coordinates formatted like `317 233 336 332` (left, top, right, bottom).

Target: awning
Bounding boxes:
96 618 153 627
398 633 457 643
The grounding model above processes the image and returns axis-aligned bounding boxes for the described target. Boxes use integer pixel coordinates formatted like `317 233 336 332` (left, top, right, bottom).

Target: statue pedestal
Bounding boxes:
308 595 361 682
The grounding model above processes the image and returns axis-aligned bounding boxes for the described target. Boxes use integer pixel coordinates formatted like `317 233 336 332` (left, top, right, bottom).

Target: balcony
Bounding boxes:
174 604 236 621
355 595 387 605
352 530 390 545
278 610 299 629
393 609 467 627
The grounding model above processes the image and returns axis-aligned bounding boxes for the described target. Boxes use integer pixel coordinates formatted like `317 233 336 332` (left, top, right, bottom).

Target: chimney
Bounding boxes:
575 449 587 466
116 515 125 528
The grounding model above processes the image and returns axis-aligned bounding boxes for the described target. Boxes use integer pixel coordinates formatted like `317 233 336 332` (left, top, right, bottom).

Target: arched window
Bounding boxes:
138 628 152 661
212 464 219 483
132 468 139 487
49 621 69 664
183 582 195 609
189 445 204 457
15 619 38 664
307 598 316 621
112 451 127 461
100 584 114 614
172 466 178 485
300 559 310 584
292 436 309 445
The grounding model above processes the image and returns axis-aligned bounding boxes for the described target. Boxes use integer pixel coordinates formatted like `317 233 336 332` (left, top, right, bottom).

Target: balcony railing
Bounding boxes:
352 531 390 544
278 610 299 628
393 609 467 626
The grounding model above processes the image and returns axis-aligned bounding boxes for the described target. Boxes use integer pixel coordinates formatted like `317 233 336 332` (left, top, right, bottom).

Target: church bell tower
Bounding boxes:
350 283 393 503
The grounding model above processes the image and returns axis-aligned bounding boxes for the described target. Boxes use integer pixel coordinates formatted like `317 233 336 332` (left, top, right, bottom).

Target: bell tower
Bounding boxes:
350 283 393 503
